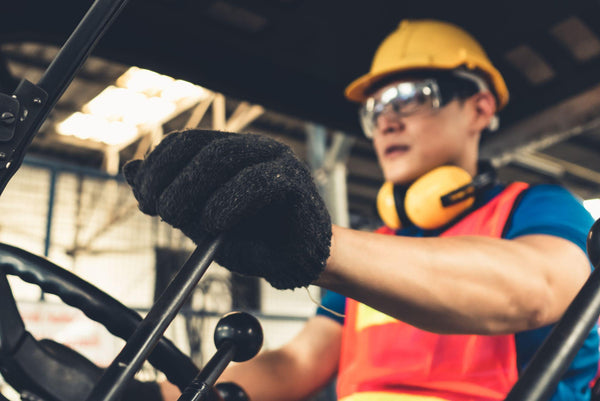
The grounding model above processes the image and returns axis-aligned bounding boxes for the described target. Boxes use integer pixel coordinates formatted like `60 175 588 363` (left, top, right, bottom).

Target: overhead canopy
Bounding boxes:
2 0 599 133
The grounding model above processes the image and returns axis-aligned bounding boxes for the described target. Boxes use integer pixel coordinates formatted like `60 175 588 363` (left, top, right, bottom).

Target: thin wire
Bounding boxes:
304 286 345 318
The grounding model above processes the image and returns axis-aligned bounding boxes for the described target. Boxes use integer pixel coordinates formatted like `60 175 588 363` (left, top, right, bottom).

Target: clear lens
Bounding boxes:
359 80 441 139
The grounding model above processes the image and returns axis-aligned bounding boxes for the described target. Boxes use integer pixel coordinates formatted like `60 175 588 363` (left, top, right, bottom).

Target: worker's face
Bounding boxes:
368 80 479 185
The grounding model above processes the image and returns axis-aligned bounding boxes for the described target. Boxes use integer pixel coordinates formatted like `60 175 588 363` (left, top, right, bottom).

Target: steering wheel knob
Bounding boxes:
588 219 600 268
214 312 263 362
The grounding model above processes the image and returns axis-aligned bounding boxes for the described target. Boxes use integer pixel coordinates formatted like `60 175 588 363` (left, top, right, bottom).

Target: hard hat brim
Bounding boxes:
345 61 509 110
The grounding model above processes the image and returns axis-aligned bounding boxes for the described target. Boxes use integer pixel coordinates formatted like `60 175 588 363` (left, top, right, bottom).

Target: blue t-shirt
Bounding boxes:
317 184 599 401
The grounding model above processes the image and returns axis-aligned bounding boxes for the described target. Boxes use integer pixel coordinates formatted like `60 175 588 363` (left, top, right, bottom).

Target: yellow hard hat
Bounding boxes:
345 19 509 110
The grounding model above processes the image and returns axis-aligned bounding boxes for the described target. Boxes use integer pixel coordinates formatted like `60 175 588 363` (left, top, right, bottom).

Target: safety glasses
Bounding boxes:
359 79 442 139
359 70 494 139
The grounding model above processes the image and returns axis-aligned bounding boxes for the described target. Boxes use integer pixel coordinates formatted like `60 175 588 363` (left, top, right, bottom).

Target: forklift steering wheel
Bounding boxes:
0 242 200 401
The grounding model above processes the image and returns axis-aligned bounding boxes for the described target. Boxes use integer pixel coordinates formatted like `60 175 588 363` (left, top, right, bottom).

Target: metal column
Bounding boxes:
306 124 354 228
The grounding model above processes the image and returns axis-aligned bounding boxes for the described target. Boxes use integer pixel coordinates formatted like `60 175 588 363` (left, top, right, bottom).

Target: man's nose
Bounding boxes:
376 111 406 135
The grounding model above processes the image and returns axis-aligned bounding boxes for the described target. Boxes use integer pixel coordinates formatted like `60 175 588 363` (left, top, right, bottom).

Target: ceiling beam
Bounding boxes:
3 50 122 84
481 81 600 164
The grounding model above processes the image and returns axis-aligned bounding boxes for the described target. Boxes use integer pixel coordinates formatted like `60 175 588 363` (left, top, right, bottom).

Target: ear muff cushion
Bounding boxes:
405 166 475 230
377 181 402 230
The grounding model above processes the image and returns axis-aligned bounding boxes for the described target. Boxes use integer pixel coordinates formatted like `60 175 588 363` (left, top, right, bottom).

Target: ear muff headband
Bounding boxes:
377 164 496 230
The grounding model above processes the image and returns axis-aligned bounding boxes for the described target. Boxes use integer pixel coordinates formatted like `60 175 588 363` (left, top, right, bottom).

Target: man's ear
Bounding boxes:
471 91 497 132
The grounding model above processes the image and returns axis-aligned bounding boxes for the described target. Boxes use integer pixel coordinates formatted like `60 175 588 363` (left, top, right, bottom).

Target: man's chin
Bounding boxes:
385 171 420 186
384 162 446 185
381 160 424 184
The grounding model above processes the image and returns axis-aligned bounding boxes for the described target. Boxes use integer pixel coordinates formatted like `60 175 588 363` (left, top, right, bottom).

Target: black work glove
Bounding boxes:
123 129 331 290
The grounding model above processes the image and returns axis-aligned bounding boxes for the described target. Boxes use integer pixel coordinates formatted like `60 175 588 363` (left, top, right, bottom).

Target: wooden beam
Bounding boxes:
185 94 215 128
212 93 226 130
225 104 264 132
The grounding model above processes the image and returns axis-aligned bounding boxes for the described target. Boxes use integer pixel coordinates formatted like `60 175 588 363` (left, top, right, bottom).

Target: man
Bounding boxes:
132 19 598 401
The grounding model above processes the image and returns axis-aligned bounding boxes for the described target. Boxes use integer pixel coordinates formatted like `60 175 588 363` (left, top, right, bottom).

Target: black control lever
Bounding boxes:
0 0 131 196
179 312 263 401
86 235 222 401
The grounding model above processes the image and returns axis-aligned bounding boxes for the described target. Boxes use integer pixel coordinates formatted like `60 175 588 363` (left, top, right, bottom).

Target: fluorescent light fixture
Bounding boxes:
57 66 209 146
83 86 145 121
83 86 176 126
57 112 138 145
116 66 174 97
505 45 555 85
584 198 600 220
162 79 208 103
116 67 208 104
550 17 600 62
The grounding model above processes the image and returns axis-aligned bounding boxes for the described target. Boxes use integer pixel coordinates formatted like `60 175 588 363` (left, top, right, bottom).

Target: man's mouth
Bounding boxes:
384 144 409 156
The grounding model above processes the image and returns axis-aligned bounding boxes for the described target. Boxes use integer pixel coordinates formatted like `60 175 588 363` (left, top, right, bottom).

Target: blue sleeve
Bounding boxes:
505 184 594 256
315 290 346 325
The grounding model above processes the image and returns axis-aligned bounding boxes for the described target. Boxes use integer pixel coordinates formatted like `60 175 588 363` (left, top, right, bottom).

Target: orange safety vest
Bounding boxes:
337 183 530 401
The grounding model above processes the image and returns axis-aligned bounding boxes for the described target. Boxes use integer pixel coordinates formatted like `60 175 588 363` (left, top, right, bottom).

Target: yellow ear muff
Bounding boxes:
377 181 402 230
405 166 475 230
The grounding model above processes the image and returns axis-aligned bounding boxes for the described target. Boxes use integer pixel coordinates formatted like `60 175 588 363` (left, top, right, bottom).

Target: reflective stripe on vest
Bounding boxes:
338 183 530 401
340 391 449 401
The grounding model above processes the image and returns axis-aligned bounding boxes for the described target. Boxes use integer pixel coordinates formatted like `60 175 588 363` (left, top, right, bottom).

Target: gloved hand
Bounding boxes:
123 129 332 289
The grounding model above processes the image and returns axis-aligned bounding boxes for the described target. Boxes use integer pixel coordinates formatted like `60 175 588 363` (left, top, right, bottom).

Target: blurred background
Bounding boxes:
1 1 600 399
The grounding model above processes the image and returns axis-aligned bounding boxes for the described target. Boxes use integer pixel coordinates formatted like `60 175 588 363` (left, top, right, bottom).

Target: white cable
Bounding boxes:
304 286 345 318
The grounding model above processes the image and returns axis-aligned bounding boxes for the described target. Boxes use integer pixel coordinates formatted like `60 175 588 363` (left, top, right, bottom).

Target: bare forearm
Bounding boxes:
157 350 319 401
218 349 321 401
315 225 589 334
